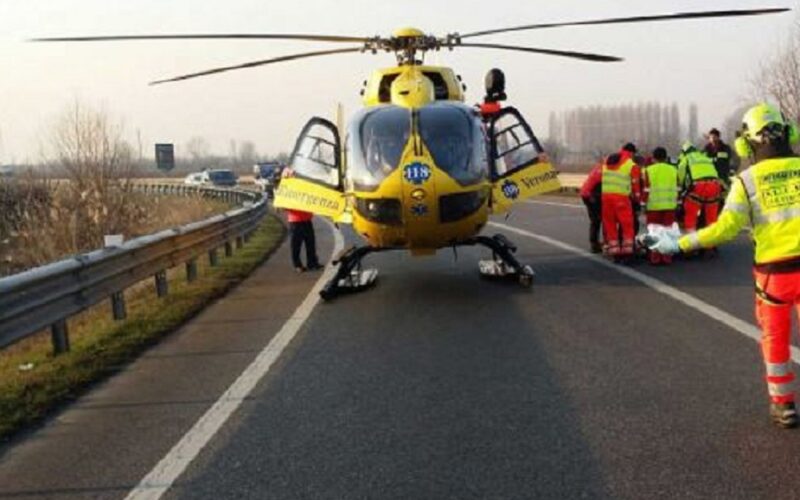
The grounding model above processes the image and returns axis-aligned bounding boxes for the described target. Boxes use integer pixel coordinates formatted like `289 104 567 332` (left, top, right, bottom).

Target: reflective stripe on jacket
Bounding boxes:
644 162 679 211
679 157 800 264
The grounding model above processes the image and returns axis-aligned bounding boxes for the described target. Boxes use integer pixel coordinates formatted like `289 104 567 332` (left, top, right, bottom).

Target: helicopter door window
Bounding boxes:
490 108 543 179
418 103 488 186
290 118 341 188
348 106 411 191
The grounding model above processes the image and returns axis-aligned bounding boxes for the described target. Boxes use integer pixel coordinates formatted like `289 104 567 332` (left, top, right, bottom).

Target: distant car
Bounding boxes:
0 165 15 179
183 169 238 188
253 162 284 197
184 172 205 186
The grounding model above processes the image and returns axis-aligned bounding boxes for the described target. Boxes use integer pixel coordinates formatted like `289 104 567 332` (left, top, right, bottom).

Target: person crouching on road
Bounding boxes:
678 141 723 243
649 103 800 428
642 147 679 265
601 143 642 262
281 168 323 273
580 160 604 254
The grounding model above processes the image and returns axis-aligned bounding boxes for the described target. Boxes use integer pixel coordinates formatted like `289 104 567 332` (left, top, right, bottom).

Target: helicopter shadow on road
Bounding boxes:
169 235 615 499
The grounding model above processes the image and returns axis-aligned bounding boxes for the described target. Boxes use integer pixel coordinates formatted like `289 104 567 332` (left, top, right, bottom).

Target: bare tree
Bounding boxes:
34 101 145 253
186 136 211 162
752 22 800 123
238 141 257 166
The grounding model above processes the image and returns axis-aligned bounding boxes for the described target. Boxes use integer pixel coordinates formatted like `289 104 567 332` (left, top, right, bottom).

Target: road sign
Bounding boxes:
155 144 175 171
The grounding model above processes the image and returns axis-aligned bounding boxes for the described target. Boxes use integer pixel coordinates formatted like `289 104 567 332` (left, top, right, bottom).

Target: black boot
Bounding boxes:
590 242 603 254
770 402 798 429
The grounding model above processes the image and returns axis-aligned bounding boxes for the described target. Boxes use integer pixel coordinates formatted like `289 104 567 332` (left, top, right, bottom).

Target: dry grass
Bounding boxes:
0 181 230 277
0 215 285 441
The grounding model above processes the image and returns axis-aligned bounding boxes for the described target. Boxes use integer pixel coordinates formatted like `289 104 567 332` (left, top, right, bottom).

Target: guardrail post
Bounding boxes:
186 259 198 282
51 320 70 355
225 241 234 257
209 249 219 267
155 271 168 298
112 291 127 321
236 236 244 249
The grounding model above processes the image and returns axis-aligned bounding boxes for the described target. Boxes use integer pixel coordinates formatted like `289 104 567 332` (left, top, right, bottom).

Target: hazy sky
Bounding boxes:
0 0 797 163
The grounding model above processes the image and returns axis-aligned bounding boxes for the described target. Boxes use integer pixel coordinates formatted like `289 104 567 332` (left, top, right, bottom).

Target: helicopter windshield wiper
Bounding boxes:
148 47 364 85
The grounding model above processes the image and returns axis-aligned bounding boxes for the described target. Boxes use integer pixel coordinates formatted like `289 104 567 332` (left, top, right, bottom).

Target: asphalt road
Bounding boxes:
1 199 799 500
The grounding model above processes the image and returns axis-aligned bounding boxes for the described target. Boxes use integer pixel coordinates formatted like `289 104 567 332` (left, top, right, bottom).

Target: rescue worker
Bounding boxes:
703 128 736 191
678 141 723 235
642 147 679 265
580 160 603 253
649 103 800 428
601 143 641 261
281 168 323 273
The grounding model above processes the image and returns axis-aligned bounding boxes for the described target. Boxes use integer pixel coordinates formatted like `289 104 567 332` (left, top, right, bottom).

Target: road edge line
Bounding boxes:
489 221 800 364
124 220 344 500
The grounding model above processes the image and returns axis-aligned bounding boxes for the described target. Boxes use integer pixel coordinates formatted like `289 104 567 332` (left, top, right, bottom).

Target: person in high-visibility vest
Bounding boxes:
601 143 641 260
642 147 679 265
648 103 800 428
678 141 723 235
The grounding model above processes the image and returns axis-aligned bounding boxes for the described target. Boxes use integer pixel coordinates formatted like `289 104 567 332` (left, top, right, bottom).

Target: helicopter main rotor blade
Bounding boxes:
458 43 622 63
461 7 790 39
31 33 369 43
148 47 364 85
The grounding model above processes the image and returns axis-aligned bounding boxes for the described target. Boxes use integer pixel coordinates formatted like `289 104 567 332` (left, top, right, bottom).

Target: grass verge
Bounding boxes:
0 214 285 442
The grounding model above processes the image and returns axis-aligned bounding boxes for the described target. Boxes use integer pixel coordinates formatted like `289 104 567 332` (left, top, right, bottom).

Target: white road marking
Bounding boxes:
526 200 584 209
124 221 345 500
489 221 800 364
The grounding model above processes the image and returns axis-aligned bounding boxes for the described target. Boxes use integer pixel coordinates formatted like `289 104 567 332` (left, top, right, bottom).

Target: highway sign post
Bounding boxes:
155 143 175 172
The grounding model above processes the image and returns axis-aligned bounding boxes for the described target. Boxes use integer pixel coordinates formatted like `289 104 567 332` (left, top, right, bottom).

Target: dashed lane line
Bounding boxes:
489 221 800 364
124 221 345 500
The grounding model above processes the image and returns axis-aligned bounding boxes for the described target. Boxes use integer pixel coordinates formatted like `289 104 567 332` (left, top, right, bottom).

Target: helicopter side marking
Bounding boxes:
501 180 520 200
273 177 346 219
124 222 344 500
491 162 561 214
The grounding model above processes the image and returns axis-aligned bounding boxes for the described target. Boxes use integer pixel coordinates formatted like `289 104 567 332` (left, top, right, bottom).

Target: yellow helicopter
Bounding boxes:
34 7 789 299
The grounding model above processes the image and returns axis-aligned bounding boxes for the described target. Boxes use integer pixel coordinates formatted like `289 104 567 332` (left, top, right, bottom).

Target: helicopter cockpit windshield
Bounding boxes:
348 106 411 191
418 103 488 186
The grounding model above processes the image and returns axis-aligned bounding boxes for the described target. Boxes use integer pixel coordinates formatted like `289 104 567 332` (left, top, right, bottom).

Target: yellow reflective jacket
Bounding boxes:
678 151 718 189
601 159 634 195
679 157 800 265
644 162 679 211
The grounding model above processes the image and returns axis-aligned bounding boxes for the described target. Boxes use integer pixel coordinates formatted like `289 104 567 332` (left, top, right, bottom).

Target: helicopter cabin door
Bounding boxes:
487 107 561 214
273 117 347 222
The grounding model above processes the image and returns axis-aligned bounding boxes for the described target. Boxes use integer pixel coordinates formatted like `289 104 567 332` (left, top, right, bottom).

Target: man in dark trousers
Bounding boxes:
281 168 322 273
703 128 736 190
580 160 603 253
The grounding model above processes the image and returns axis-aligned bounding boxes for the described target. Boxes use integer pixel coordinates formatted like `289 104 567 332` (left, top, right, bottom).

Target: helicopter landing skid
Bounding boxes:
468 234 535 287
319 245 382 301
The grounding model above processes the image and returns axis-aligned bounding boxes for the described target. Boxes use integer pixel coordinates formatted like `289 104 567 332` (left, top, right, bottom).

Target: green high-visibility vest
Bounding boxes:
687 152 718 182
645 162 679 211
602 159 634 195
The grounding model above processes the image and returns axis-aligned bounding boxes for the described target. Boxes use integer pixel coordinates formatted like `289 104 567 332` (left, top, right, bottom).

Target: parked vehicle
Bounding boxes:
253 162 283 197
183 169 238 188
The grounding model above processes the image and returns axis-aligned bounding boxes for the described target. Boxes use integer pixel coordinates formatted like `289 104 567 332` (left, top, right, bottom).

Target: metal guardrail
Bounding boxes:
0 184 268 354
